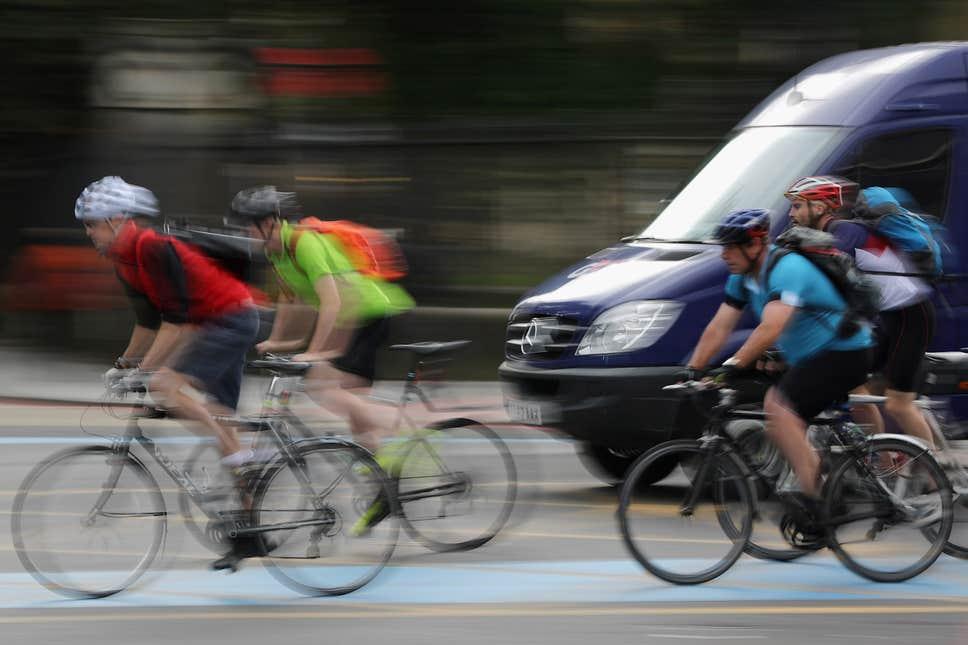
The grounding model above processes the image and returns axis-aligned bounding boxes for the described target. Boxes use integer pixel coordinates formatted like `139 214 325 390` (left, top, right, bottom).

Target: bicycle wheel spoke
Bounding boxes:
396 420 516 552
254 440 397 596
618 441 752 585
827 438 952 582
12 447 167 599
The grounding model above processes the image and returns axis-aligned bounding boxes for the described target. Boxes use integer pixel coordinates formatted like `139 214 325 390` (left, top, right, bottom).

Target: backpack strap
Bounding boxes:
285 227 309 277
759 247 789 297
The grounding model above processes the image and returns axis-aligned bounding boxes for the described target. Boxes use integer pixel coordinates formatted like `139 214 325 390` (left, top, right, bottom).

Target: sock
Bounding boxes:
221 449 255 468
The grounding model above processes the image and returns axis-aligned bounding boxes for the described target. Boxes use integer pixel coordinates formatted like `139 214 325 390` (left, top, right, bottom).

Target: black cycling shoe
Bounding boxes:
211 535 275 573
778 492 826 550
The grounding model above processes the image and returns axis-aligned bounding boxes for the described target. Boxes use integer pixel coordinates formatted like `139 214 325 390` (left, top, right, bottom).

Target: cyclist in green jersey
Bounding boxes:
230 187 415 460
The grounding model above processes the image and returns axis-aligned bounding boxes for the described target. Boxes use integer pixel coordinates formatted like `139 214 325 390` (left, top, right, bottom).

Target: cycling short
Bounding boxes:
775 347 872 421
331 316 392 384
873 299 935 393
175 306 260 410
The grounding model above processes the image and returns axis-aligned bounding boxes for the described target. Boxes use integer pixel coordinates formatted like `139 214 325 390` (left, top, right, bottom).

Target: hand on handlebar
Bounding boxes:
103 367 135 389
106 368 151 395
292 350 339 363
256 339 305 356
673 366 706 383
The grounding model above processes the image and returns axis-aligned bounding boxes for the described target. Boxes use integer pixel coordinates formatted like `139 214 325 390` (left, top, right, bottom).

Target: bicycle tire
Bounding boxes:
395 418 517 552
252 438 398 596
826 436 953 582
12 446 167 599
618 440 754 585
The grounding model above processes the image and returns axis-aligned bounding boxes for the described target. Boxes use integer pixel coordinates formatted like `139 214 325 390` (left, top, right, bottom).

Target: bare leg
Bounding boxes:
885 389 935 448
765 387 820 498
303 362 394 452
850 383 885 434
150 368 241 457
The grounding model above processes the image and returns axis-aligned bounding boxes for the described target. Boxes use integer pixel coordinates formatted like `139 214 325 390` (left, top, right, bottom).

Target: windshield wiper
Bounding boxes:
621 235 715 244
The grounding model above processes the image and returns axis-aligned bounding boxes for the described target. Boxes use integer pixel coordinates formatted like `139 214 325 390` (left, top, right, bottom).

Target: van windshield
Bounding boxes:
640 126 846 242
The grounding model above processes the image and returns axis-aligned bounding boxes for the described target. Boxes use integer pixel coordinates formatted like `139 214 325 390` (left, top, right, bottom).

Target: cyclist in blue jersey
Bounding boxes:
684 209 873 513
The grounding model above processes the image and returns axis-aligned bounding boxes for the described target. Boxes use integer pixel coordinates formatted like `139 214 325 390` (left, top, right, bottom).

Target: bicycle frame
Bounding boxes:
680 385 930 527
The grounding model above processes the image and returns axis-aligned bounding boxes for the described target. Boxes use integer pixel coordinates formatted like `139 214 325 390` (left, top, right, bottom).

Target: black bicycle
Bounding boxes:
11 387 399 599
617 378 954 584
181 340 517 554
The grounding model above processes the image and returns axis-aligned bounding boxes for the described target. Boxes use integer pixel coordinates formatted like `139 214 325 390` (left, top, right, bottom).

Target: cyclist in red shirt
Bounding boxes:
75 176 264 571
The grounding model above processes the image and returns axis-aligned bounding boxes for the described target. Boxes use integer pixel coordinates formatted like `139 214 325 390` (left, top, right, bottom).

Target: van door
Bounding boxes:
828 123 968 350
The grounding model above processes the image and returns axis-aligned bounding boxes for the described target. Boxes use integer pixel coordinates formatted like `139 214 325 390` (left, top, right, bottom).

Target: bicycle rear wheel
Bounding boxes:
395 418 517 552
618 440 754 584
925 450 968 559
253 439 398 596
12 446 167 598
826 437 953 582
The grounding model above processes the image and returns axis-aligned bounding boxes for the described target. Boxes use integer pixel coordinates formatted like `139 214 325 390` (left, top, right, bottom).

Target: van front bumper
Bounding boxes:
498 360 706 448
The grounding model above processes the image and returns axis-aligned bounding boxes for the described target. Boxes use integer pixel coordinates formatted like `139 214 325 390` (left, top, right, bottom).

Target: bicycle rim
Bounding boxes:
396 419 517 552
827 438 953 582
12 446 167 598
929 454 968 559
254 439 398 596
618 440 753 584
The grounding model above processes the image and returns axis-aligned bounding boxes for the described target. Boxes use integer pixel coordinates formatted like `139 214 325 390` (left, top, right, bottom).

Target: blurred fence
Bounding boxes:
0 130 717 376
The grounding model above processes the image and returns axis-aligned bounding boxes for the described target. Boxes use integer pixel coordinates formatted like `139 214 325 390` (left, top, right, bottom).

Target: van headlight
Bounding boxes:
576 300 683 356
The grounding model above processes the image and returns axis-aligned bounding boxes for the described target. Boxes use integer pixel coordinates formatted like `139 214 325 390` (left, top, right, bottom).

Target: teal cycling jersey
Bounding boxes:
724 246 872 365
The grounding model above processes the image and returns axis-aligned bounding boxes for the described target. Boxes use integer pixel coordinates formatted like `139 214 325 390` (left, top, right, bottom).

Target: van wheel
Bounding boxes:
577 443 674 486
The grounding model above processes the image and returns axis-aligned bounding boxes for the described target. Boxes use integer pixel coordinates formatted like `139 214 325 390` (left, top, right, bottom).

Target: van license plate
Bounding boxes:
505 399 543 425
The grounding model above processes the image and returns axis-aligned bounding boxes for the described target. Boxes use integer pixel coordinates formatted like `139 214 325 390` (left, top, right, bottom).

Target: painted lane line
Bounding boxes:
0 557 967 610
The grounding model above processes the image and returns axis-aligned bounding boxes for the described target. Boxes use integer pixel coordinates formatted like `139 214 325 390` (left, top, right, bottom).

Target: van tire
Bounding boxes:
577 442 674 486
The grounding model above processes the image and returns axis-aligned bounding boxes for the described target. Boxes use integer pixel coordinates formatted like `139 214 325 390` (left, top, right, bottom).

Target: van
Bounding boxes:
499 42 968 483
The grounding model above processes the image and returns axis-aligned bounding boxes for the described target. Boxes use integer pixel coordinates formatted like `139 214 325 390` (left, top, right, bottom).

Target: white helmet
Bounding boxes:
74 176 159 221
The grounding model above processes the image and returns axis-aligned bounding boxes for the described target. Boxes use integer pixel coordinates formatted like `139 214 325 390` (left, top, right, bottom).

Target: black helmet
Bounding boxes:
229 186 300 222
712 209 771 245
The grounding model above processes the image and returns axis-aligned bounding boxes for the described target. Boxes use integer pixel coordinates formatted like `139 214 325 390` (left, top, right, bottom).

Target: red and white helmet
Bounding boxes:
784 176 859 210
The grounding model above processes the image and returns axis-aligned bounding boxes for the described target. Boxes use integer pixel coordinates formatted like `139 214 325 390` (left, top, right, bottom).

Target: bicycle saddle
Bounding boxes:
389 340 472 356
248 358 313 375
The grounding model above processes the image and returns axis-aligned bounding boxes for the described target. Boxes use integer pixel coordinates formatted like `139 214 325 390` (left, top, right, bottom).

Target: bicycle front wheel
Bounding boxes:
253 439 398 596
618 440 754 585
826 437 953 582
12 446 167 598
396 418 517 552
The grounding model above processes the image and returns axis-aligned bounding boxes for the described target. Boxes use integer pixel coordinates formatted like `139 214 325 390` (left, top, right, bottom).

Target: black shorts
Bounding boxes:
775 347 872 421
873 299 935 393
330 316 392 384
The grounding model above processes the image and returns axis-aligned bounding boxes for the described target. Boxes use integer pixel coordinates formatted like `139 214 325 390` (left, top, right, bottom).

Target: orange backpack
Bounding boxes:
286 217 408 281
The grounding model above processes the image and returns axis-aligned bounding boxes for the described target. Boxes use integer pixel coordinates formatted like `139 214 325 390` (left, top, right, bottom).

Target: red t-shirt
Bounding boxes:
110 222 253 324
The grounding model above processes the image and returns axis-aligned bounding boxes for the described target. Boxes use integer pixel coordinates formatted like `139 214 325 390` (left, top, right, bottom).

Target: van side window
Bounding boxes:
834 129 952 219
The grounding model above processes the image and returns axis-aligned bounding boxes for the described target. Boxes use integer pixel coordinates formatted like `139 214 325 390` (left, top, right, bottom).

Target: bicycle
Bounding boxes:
616 378 954 584
11 382 399 599
849 349 968 560
182 340 517 554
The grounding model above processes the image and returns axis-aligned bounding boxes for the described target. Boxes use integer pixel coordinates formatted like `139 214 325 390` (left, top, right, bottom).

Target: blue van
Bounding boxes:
499 42 968 483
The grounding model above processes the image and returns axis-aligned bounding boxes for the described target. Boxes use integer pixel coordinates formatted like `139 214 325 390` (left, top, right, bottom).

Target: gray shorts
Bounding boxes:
175 307 259 410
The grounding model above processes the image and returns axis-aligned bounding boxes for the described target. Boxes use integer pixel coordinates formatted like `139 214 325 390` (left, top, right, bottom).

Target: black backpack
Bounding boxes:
163 221 260 284
764 227 881 338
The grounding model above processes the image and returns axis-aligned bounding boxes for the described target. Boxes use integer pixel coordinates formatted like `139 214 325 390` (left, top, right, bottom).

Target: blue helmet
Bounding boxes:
712 209 771 245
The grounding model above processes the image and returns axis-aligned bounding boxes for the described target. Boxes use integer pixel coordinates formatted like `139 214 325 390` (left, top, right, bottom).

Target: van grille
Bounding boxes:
505 314 583 360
